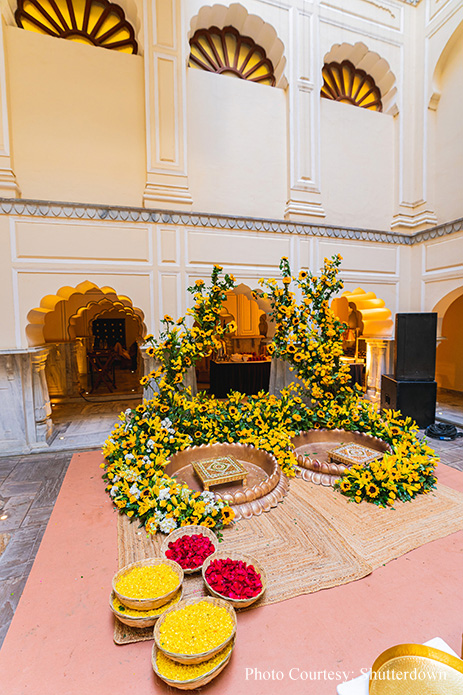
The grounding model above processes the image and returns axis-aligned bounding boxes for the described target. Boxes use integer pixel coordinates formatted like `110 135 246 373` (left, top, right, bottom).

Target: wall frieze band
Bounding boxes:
0 197 460 246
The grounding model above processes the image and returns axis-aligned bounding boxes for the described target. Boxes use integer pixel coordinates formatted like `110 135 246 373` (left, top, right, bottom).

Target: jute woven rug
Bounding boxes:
114 479 463 644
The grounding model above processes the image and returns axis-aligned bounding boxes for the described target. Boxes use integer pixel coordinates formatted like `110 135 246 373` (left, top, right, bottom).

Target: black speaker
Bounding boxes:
394 313 437 381
381 375 436 428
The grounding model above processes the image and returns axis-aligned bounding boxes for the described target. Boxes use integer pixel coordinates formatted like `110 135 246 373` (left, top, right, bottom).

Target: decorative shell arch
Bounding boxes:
188 2 287 89
26 280 146 346
336 288 393 338
15 0 138 54
322 42 397 115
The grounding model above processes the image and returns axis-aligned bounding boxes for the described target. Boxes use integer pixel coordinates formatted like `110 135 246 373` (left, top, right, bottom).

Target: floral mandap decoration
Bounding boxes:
101 257 438 535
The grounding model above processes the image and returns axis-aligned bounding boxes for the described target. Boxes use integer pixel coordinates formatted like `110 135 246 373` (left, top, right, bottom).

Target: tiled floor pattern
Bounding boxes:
0 387 463 649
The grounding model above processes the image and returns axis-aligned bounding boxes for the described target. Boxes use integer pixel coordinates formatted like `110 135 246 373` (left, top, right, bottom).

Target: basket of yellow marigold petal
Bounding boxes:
109 586 183 629
112 558 183 611
151 638 235 690
153 596 237 665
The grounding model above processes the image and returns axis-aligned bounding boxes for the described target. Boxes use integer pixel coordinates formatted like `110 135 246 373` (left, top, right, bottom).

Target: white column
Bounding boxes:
142 0 192 209
391 11 436 232
285 7 325 221
0 16 20 197
30 348 53 444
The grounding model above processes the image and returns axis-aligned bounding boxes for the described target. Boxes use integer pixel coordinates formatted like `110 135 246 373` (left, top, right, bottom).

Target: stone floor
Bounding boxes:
1 387 463 649
0 451 74 646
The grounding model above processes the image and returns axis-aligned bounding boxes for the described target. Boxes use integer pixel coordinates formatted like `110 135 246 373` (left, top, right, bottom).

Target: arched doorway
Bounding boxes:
26 281 147 447
332 288 393 399
196 283 274 397
434 288 463 401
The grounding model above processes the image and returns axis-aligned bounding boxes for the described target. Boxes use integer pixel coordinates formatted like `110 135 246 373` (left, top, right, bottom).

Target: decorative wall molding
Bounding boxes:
0 197 462 246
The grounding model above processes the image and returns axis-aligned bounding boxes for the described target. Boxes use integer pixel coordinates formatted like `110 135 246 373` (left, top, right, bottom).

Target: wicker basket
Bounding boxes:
112 557 184 611
109 587 183 629
151 639 234 690
160 525 218 574
153 596 237 665
202 551 266 609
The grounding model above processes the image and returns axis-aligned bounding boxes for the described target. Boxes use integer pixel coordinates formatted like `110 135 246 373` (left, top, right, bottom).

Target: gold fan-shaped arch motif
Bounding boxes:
321 60 382 111
189 25 275 86
15 0 138 54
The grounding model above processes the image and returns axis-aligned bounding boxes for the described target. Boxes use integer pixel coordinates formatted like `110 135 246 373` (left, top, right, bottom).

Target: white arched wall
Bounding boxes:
319 42 396 230
185 2 288 219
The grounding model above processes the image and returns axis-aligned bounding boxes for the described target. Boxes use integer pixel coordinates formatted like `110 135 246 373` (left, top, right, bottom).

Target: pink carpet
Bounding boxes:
0 451 462 694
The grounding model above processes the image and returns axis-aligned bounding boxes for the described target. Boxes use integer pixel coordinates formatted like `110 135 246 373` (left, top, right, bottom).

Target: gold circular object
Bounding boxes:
369 643 463 694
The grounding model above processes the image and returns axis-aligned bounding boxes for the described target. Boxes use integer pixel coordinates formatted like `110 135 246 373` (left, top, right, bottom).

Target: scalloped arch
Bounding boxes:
26 281 146 346
68 298 145 340
340 288 393 338
188 2 287 89
323 42 397 115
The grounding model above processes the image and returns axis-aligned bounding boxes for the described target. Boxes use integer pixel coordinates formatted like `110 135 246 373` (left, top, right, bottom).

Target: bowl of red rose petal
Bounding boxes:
202 551 266 608
160 525 218 574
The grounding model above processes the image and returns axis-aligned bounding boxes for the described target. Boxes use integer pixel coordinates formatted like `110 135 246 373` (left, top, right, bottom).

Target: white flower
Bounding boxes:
125 453 135 461
154 510 165 523
201 491 215 503
146 439 155 449
129 484 141 498
158 487 171 500
110 485 119 497
113 475 120 482
160 517 177 533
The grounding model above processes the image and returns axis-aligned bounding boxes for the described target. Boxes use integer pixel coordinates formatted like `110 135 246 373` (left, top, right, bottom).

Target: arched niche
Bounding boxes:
333 288 393 338
323 42 397 115
26 280 146 346
188 2 287 89
433 287 463 392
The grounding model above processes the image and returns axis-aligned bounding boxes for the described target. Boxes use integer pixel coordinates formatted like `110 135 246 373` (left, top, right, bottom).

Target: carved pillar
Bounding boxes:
284 7 324 221
0 16 20 196
365 338 393 402
142 0 192 209
30 348 53 444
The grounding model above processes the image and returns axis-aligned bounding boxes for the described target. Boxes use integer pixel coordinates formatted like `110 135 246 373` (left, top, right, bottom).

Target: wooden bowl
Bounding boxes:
109 587 183 628
154 596 237 665
112 558 183 611
151 639 234 690
160 525 218 574
202 551 266 609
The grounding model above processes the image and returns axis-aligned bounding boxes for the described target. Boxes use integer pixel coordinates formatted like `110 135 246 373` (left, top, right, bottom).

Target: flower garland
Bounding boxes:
102 257 438 533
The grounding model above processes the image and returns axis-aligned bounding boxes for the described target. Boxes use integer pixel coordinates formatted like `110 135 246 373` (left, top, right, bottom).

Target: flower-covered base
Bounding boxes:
292 429 390 487
166 443 289 521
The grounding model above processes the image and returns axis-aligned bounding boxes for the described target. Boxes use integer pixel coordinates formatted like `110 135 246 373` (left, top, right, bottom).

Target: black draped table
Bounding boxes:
209 360 271 397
